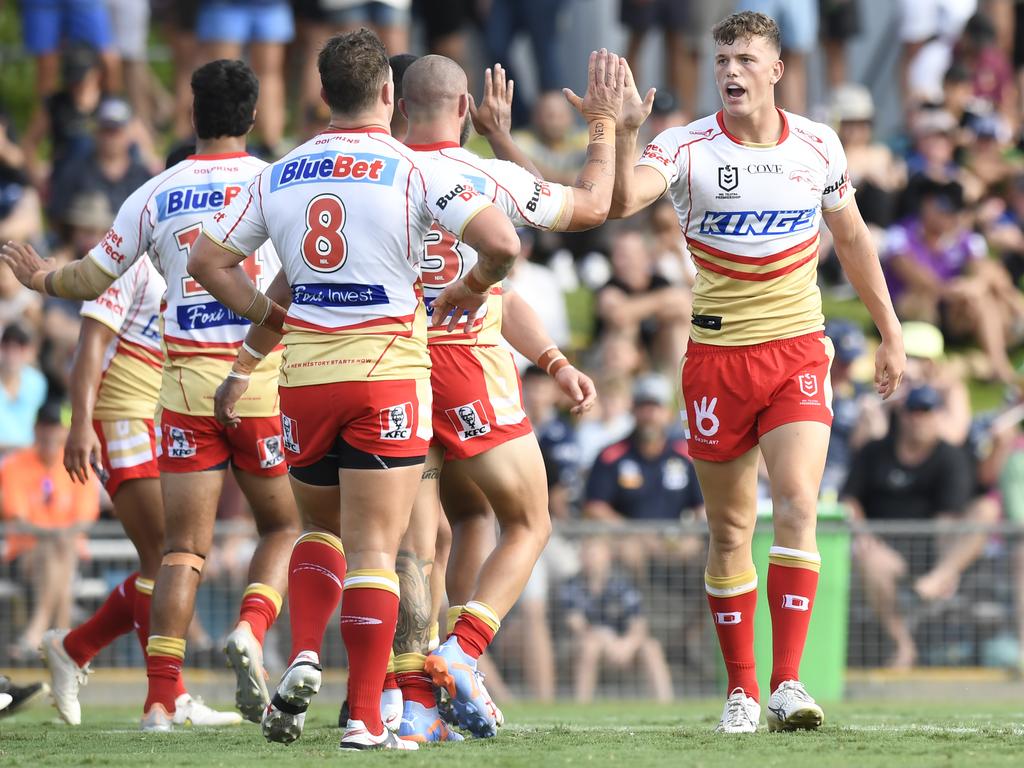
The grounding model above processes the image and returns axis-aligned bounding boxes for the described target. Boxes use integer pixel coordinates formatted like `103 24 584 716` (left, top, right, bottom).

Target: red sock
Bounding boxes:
288 532 346 662
237 584 282 645
451 601 499 659
145 636 186 713
341 571 400 734
706 569 759 702
132 579 185 698
767 548 821 692
63 573 138 667
383 671 399 691
394 652 433 708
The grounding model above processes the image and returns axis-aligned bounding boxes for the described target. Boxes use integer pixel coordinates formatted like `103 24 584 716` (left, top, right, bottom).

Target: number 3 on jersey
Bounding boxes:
175 223 262 296
421 224 464 287
302 194 348 272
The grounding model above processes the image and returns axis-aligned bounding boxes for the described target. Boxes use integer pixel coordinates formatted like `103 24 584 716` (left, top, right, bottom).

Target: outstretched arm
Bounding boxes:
823 200 905 399
608 61 664 220
471 64 543 178
1 241 115 299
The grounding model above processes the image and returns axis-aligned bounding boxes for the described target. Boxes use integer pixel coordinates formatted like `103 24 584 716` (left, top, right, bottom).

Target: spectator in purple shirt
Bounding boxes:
882 179 1024 382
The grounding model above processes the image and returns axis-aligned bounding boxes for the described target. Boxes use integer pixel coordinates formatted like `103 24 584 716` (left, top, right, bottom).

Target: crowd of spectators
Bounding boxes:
5 0 1024 701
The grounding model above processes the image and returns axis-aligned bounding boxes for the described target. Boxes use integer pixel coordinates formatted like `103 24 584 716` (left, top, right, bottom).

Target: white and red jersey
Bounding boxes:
203 128 495 387
407 141 570 346
80 256 165 421
86 152 282 417
638 109 853 346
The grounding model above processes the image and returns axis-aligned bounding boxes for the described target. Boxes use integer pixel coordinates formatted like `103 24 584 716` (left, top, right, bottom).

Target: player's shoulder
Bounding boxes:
650 113 722 148
785 111 842 152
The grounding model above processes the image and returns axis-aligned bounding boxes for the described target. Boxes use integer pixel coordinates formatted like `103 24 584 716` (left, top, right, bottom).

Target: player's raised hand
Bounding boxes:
874 336 906 399
64 420 102 485
554 364 597 416
618 59 656 133
563 49 627 123
214 374 249 428
429 279 488 333
1 240 51 291
470 63 514 138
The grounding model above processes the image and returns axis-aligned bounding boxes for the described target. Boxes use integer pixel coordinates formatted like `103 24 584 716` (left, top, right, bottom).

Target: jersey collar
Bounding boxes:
716 108 789 148
320 126 390 135
187 151 250 160
405 141 461 151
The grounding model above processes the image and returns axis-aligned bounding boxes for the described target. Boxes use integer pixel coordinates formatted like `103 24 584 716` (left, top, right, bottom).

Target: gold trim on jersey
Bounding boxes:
94 347 162 421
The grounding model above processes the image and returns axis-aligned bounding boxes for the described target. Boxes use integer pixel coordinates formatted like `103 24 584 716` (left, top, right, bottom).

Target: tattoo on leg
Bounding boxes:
395 549 433 655
421 467 440 480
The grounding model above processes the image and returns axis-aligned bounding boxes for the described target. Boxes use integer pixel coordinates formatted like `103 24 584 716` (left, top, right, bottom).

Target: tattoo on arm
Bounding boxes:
394 549 434 655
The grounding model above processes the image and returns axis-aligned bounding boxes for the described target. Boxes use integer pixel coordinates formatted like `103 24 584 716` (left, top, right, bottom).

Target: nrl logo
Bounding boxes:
717 165 739 192
798 373 818 397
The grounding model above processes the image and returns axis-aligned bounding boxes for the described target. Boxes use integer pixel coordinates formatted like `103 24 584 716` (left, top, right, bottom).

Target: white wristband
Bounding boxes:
227 370 250 382
241 341 266 360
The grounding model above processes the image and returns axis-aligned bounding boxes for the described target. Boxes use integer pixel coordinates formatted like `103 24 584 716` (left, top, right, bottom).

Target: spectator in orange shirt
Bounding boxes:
1 401 100 657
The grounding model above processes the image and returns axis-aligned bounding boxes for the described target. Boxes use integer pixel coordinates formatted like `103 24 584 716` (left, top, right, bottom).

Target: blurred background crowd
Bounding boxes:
6 0 1024 705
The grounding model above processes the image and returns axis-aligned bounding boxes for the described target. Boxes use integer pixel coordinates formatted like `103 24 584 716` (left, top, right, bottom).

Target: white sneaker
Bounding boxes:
261 651 321 745
39 629 89 726
0 693 12 712
766 680 824 732
140 703 173 733
224 626 271 723
339 719 419 751
380 687 403 733
172 694 243 727
715 687 761 733
477 671 504 727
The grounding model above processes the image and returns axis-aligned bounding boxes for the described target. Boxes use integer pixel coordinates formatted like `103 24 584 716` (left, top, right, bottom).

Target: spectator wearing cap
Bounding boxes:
0 325 48 455
899 109 981 218
883 179 1024 383
843 384 992 669
584 373 702 524
900 320 971 445
831 84 905 230
48 97 154 232
821 320 886 499
0 401 100 657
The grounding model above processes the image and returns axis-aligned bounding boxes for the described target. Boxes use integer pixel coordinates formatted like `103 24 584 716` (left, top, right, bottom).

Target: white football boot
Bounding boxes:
140 703 174 733
261 651 322 745
715 687 761 733
224 625 271 723
380 686 403 733
172 694 243 727
766 680 824 731
339 719 419 751
39 629 89 726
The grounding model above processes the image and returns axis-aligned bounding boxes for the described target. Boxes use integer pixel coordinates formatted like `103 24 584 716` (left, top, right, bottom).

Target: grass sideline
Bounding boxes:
2 701 1024 767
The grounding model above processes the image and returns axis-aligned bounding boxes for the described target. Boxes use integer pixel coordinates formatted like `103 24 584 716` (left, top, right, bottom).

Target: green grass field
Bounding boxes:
3 700 1023 767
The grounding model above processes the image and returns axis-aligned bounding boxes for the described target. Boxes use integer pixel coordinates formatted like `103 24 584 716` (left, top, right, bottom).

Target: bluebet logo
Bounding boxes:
698 208 816 237
270 152 397 191
176 301 250 330
292 283 389 307
155 183 242 219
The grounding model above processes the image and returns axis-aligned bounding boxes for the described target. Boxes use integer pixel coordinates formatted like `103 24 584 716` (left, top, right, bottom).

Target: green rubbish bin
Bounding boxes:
750 502 851 701
713 502 851 700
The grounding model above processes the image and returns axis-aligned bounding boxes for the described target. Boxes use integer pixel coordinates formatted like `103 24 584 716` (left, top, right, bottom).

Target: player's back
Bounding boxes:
217 128 491 386
639 110 853 346
81 255 165 421
408 143 568 346
88 151 283 416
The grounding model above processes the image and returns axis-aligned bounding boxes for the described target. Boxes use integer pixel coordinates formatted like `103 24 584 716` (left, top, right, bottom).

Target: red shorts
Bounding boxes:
158 409 288 476
680 332 834 462
94 418 160 497
278 378 432 467
429 344 533 460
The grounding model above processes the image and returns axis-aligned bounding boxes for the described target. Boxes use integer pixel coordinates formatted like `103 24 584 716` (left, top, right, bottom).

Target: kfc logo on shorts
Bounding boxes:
281 415 300 454
798 373 818 398
380 403 413 440
166 426 196 459
257 435 285 469
446 401 491 441
693 396 720 438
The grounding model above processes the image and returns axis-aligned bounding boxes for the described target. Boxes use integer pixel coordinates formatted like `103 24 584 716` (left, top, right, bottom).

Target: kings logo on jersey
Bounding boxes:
445 401 492 441
379 403 413 440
